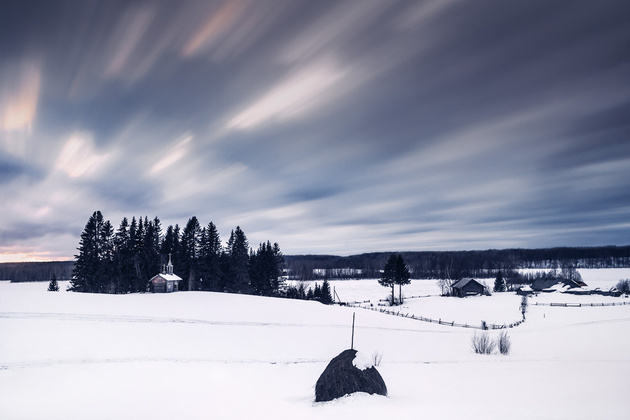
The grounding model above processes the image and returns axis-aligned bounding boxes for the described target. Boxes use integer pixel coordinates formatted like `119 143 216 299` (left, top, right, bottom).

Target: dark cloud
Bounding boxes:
0 221 75 242
0 158 28 183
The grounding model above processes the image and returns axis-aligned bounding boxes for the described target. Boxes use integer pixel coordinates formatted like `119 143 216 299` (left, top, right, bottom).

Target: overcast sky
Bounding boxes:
1 0 629 262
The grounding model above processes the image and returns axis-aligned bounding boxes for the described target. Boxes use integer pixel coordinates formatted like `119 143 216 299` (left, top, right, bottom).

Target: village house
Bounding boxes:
149 255 181 293
451 278 485 297
530 278 587 293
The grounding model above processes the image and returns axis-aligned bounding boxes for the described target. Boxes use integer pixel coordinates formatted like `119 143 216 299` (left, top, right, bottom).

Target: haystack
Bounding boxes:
315 349 387 402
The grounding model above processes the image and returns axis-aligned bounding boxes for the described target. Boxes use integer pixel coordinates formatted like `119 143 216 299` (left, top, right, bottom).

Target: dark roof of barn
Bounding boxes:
531 278 585 291
451 278 483 289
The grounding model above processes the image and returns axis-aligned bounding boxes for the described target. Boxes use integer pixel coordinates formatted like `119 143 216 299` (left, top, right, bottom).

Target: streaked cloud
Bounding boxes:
0 60 42 159
150 134 193 175
396 0 463 29
104 6 156 79
226 59 349 130
55 132 110 178
280 0 389 64
182 0 247 57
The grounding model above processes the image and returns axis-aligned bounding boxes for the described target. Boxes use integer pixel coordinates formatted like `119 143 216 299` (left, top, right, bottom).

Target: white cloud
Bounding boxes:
150 134 192 175
226 59 348 130
55 132 110 178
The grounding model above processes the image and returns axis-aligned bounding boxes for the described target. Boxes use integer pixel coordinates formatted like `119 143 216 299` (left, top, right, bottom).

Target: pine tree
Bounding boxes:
223 226 249 293
180 217 201 291
314 283 322 300
394 255 411 304
249 243 267 295
248 241 284 296
47 273 59 291
272 242 285 293
320 279 332 304
70 211 110 293
134 216 161 292
131 216 146 292
113 217 133 293
149 216 162 276
297 282 307 299
199 222 222 291
171 224 182 274
161 225 176 256
493 270 506 292
379 254 397 305
99 219 114 293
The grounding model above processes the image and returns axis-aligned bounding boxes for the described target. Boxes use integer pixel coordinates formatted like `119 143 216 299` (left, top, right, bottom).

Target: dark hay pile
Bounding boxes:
315 349 387 402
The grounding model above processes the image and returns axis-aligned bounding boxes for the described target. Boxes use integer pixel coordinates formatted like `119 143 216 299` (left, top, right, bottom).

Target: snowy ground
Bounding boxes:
1 269 629 419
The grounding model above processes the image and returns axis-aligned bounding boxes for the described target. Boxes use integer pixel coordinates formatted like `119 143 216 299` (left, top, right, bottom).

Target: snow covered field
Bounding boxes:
1 269 629 419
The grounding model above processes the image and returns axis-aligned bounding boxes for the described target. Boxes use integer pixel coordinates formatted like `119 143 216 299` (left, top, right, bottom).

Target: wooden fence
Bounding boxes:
342 302 525 330
534 301 630 307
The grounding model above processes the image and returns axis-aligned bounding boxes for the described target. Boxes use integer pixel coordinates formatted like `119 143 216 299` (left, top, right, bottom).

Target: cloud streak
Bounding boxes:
226 59 349 130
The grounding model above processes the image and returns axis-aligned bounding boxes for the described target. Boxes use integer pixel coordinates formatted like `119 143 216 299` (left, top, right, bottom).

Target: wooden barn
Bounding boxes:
149 255 181 293
451 278 485 297
531 278 586 293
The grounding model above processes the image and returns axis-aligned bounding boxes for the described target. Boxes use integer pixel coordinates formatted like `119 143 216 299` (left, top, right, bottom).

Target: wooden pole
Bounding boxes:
351 312 355 350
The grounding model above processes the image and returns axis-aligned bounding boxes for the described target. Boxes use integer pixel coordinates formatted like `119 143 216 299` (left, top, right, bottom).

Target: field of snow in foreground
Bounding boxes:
1 269 629 420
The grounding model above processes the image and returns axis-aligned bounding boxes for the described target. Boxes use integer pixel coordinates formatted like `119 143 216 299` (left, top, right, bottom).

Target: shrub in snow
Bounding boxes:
47 275 59 292
471 332 496 355
384 294 399 306
482 281 492 296
315 349 387 402
497 330 511 355
372 351 383 367
615 279 630 295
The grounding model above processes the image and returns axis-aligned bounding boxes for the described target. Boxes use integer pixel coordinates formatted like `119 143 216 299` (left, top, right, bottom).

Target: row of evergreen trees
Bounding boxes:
285 279 333 304
70 211 285 295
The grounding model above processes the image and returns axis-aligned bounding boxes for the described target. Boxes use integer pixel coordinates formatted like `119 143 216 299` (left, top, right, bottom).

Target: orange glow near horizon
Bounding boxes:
0 253 73 264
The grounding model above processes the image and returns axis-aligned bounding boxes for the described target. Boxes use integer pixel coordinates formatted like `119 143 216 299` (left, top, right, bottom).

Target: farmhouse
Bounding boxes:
451 278 485 297
149 255 181 293
531 278 587 293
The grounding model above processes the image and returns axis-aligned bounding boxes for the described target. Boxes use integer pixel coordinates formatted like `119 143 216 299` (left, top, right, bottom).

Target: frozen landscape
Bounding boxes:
1 269 629 419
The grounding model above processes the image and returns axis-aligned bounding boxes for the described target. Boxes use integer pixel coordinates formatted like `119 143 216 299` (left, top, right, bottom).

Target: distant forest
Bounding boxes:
2 245 629 283
285 246 630 280
0 261 73 282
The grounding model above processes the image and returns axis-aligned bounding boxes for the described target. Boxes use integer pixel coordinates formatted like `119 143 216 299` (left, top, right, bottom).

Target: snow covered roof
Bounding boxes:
151 273 182 282
531 278 585 292
451 278 482 289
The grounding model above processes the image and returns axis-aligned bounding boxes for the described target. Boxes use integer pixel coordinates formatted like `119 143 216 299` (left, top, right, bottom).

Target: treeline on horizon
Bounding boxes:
285 246 630 280
0 261 74 282
69 211 285 295
3 245 630 283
